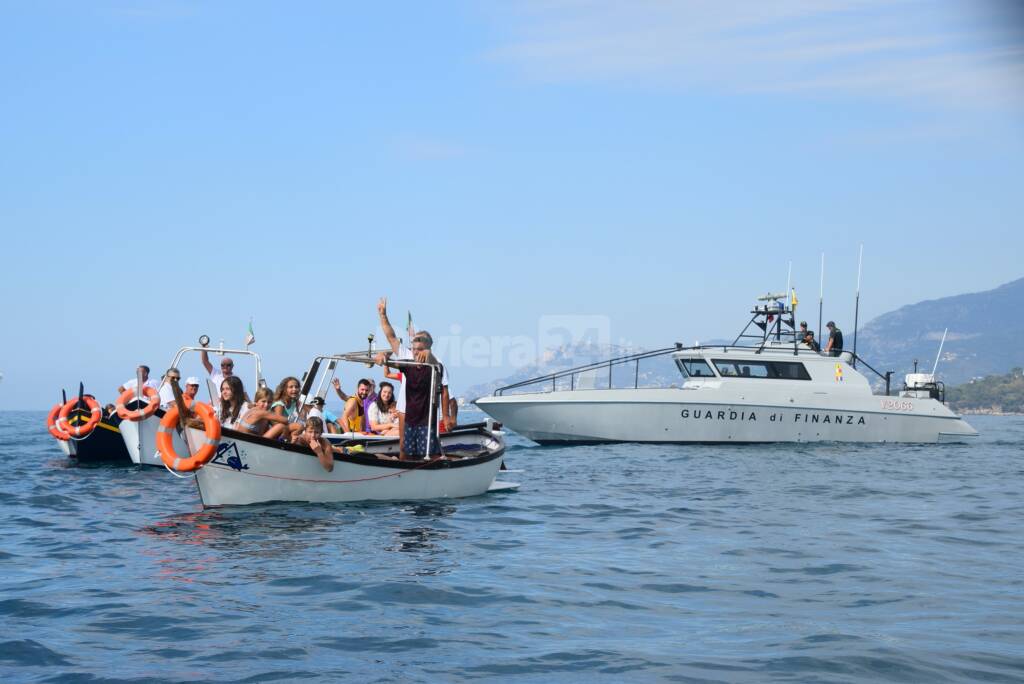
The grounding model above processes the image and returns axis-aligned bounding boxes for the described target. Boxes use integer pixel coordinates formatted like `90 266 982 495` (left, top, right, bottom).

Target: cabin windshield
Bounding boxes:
711 359 811 380
676 358 716 378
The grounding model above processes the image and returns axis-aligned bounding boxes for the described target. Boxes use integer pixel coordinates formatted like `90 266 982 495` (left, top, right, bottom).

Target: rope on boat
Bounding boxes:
207 453 456 484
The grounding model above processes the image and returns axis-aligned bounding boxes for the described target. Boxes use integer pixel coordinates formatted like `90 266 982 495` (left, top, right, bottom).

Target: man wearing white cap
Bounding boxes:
184 377 201 403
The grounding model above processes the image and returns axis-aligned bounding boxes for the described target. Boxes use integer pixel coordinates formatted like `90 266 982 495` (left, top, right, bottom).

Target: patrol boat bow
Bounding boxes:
475 294 977 444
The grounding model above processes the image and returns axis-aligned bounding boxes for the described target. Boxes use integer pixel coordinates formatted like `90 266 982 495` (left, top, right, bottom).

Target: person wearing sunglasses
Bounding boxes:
200 345 247 401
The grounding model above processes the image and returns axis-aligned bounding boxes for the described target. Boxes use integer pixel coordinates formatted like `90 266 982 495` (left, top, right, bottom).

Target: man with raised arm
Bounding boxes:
375 297 452 459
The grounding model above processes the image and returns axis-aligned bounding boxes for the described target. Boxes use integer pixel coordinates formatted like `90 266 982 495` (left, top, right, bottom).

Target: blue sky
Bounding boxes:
2 1 1023 409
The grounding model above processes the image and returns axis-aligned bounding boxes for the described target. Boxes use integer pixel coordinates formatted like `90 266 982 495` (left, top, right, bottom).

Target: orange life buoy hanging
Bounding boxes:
57 396 102 438
116 386 160 421
156 401 221 472
46 403 71 441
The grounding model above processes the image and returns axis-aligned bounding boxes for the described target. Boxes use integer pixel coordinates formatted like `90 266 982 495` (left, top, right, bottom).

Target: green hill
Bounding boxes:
946 368 1024 414
855 276 1024 385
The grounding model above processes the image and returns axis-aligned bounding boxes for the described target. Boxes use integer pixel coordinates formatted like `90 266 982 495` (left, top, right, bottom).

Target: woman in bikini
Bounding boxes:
237 387 291 439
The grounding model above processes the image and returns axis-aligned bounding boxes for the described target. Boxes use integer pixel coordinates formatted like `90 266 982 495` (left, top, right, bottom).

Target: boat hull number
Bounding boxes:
880 399 914 411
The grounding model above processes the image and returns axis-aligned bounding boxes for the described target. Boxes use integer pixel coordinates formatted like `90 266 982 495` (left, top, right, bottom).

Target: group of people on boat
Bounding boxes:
117 297 457 470
798 321 844 356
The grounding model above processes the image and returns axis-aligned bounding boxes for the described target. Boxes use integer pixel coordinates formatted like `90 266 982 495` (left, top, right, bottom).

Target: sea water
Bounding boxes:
1 410 1022 683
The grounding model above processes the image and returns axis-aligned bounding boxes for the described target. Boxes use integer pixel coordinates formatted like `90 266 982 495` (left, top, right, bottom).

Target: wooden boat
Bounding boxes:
119 344 265 466
159 352 513 507
190 422 506 507
46 389 132 464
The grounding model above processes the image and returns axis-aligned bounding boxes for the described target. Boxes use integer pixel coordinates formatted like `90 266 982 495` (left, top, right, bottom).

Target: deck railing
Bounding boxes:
492 344 895 396
494 346 680 396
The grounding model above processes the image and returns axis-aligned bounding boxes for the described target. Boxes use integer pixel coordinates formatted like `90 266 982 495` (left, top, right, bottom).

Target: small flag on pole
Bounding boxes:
244 318 256 348
407 311 415 340
791 288 799 311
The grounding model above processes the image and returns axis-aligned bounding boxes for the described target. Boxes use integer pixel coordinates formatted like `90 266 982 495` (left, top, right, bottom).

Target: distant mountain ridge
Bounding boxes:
855 276 1024 385
465 276 1024 397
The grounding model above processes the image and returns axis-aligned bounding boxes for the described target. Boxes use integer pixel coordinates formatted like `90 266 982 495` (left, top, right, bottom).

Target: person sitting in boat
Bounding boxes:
341 379 373 433
367 381 400 436
117 365 159 396
217 376 249 429
154 367 181 407
237 386 291 438
183 377 201 403
803 330 820 352
362 378 378 423
824 321 844 357
304 395 342 434
270 376 304 439
292 416 334 472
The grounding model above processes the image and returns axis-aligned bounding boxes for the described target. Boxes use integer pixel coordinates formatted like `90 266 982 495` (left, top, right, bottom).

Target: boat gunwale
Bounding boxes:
214 423 505 471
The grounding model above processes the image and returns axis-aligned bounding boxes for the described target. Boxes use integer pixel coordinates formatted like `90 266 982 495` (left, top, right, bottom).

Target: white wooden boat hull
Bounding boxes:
476 389 978 444
119 410 188 467
189 427 507 507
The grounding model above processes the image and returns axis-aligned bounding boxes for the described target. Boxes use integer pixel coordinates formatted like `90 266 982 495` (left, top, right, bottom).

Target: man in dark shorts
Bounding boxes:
396 336 444 459
824 321 844 357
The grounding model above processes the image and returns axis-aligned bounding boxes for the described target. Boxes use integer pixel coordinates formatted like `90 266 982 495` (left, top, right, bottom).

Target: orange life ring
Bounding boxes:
57 396 102 438
116 386 160 421
156 401 221 472
46 403 71 441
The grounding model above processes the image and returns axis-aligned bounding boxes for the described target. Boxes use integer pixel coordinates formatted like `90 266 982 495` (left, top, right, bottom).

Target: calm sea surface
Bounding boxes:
1 410 1022 683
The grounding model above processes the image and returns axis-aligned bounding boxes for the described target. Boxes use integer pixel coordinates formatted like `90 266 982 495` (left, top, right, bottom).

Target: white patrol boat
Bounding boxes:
475 294 977 445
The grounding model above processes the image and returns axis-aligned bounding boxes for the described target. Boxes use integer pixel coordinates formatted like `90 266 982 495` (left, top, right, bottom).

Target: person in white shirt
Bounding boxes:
117 365 160 396
367 381 400 436
201 350 237 398
157 367 181 407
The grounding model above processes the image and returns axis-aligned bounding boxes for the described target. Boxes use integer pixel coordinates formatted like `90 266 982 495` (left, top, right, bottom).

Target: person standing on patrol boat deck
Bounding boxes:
824 321 844 357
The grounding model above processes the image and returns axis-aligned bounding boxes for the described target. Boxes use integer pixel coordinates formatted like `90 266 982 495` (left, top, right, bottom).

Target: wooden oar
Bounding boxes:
169 376 196 462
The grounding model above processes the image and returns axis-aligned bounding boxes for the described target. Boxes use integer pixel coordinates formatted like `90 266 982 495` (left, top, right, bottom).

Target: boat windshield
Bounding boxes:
677 358 716 378
711 359 811 380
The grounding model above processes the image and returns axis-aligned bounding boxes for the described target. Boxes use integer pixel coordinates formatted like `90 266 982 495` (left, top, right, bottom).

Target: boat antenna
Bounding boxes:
785 260 792 300
931 327 949 377
851 244 863 368
818 252 824 345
